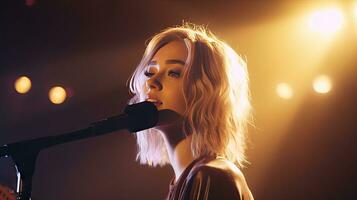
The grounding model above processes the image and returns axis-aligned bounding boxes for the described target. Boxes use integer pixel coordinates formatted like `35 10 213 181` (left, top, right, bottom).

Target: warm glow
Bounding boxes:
313 75 332 94
276 83 293 99
354 3 357 19
14 76 32 94
49 86 67 104
308 8 344 35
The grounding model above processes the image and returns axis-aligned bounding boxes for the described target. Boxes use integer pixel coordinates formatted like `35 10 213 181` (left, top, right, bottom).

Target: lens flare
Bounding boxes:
313 75 332 94
49 86 67 104
14 76 32 94
276 83 293 99
308 8 344 35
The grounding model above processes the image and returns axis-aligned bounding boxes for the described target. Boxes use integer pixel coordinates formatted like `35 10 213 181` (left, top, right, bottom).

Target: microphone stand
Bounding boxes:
0 115 128 200
0 101 159 200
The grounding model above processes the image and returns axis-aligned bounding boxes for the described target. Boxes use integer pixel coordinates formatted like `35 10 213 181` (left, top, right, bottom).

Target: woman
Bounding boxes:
128 23 254 200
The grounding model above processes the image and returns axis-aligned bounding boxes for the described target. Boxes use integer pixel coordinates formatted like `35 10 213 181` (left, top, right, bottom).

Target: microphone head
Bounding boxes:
124 101 158 132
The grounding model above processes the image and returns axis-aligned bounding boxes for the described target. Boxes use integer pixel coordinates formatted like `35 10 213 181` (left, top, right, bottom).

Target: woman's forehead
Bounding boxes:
151 40 188 63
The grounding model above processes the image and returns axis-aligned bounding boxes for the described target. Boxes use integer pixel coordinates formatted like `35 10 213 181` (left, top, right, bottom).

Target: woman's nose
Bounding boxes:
146 76 162 91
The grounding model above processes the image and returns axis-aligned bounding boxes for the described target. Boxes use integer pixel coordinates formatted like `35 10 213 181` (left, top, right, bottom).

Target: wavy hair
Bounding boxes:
127 23 252 168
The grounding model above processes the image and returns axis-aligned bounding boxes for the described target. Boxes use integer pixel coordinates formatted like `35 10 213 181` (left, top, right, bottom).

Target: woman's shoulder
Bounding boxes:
204 158 246 184
186 157 254 200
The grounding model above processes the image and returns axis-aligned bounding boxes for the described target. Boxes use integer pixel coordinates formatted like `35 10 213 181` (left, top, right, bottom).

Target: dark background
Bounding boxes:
1 0 356 199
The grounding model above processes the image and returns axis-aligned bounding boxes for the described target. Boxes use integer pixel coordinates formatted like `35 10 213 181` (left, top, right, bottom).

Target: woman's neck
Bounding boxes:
169 135 194 182
161 131 194 182
156 117 195 182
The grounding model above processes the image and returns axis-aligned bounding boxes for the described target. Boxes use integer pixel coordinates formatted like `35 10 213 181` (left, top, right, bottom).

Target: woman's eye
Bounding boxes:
144 71 154 77
168 71 181 78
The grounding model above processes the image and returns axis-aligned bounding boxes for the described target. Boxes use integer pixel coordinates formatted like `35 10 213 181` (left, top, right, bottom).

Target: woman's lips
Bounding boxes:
146 98 163 106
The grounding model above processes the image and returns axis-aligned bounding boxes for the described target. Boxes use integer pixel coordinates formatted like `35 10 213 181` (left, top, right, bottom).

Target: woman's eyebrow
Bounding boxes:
165 59 185 65
148 59 185 66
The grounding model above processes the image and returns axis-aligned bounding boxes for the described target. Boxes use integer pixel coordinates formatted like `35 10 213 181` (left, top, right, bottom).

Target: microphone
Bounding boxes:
90 101 182 134
90 101 159 134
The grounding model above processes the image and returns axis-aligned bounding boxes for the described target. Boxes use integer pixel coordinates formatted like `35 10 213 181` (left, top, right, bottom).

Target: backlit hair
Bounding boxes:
127 23 252 168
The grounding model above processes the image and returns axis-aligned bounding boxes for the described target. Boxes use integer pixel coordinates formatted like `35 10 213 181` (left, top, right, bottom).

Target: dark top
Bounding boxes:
166 156 254 200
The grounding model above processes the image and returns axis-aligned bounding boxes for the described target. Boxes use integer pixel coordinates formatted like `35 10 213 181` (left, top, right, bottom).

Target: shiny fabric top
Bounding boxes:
166 156 254 200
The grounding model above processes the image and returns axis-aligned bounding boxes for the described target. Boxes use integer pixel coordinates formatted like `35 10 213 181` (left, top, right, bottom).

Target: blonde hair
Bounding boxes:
127 23 252 168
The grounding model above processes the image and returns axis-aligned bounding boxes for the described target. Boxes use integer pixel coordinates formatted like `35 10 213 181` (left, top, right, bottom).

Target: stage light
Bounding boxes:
308 8 344 35
276 83 293 99
14 76 32 94
313 75 332 94
49 86 67 104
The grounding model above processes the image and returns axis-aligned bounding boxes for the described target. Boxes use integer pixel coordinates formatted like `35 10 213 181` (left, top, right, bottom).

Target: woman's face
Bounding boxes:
144 40 188 115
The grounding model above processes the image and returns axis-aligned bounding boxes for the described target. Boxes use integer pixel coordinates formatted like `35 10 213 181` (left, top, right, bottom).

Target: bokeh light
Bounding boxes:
49 86 67 104
308 8 344 35
313 75 332 94
25 0 36 7
14 76 32 94
276 83 293 99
